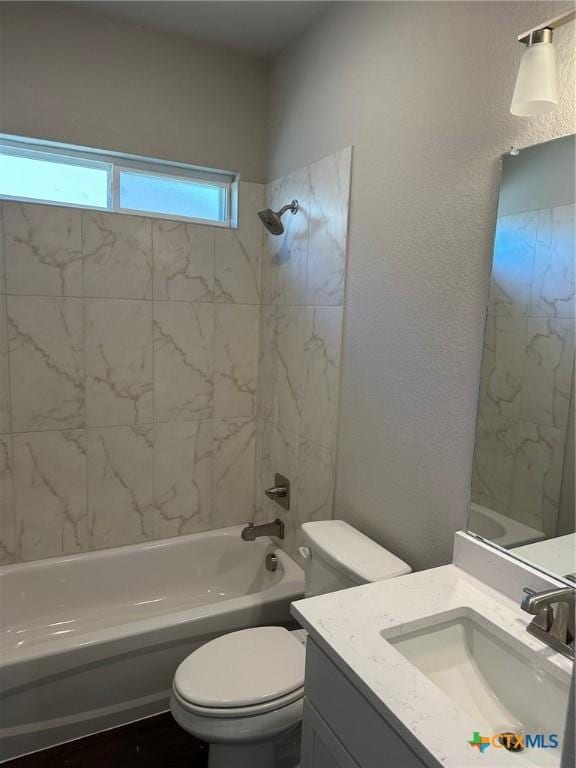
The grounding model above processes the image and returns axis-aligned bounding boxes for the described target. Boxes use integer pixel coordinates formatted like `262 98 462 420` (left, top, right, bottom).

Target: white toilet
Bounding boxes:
170 520 411 768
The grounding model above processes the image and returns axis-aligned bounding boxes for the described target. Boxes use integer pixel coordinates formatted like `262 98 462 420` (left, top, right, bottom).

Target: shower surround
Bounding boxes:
0 147 351 564
254 147 352 557
0 183 263 563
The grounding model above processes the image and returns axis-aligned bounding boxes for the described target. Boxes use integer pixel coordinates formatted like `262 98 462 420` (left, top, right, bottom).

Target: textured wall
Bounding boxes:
253 148 352 559
0 2 268 181
267 2 576 570
0 184 264 563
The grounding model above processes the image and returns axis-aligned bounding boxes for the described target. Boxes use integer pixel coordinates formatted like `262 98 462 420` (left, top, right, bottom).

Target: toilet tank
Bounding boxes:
301 520 412 598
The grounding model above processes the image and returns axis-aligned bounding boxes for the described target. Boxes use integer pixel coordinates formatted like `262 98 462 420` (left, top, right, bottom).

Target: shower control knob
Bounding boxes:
265 485 287 499
264 473 290 511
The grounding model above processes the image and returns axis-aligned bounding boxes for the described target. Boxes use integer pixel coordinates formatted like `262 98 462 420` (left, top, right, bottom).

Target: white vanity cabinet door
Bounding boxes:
303 640 427 768
301 699 361 768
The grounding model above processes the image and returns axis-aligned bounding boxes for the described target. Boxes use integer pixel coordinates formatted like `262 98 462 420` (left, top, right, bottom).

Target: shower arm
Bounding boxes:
277 200 298 216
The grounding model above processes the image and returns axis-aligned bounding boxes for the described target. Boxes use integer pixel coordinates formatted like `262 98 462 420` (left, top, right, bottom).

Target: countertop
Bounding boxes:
291 564 572 768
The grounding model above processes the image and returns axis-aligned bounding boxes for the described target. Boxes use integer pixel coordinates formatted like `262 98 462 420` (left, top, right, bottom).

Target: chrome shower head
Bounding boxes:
258 199 299 236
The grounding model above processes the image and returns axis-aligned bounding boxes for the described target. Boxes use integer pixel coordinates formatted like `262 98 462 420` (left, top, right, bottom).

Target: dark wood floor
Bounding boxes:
4 713 208 768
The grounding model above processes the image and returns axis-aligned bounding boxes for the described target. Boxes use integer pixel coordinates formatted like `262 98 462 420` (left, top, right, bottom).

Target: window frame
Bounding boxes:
0 134 238 228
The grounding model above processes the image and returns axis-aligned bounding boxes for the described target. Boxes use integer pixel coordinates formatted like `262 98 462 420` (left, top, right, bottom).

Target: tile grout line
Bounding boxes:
150 220 157 540
80 209 91 550
1 202 19 560
210 227 217 518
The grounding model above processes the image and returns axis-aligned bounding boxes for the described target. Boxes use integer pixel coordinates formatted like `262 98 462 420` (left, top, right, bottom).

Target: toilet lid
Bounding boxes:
174 627 305 709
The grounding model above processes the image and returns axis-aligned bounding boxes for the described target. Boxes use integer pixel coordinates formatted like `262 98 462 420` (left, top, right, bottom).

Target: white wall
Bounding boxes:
267 2 576 569
0 2 268 181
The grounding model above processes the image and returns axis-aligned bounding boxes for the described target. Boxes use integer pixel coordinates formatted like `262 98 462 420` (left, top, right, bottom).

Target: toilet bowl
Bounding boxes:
170 521 411 768
171 626 305 768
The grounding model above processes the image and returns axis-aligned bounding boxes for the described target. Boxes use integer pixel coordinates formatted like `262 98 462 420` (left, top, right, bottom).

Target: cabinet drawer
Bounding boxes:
305 640 426 768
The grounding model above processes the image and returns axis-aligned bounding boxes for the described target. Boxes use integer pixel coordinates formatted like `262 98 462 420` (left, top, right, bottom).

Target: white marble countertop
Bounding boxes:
291 564 572 768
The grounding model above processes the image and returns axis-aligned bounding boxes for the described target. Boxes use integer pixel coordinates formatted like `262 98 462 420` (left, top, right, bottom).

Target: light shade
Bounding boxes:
510 40 558 116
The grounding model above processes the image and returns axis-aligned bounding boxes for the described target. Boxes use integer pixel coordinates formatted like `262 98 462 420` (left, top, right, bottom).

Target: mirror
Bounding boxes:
469 134 575 584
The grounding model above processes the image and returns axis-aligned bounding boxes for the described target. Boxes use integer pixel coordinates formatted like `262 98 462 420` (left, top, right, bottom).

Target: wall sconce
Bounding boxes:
511 9 575 117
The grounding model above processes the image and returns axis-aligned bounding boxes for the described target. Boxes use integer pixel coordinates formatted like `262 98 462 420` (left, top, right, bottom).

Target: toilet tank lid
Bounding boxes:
302 521 411 583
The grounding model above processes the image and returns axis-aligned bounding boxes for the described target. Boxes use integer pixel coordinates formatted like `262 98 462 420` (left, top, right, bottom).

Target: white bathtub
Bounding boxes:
0 525 304 762
468 502 546 548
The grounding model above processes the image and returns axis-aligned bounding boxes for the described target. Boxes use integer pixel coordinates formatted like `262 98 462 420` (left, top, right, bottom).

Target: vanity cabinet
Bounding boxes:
301 640 428 768
301 699 361 768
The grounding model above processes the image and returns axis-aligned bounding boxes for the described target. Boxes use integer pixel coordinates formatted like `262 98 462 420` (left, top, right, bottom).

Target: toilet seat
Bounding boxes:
173 684 305 718
171 687 304 749
174 626 305 713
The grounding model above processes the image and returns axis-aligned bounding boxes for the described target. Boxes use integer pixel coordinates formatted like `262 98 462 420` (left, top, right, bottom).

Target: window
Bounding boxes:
0 135 236 227
119 169 226 222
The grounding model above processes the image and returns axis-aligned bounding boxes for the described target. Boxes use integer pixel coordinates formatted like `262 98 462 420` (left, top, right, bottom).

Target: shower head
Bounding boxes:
258 200 299 236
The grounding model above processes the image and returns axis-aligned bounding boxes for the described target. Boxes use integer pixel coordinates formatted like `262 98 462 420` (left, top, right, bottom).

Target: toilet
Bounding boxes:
170 520 411 768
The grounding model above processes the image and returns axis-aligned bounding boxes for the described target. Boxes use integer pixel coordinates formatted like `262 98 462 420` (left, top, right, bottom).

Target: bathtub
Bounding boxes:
0 525 304 762
468 502 546 549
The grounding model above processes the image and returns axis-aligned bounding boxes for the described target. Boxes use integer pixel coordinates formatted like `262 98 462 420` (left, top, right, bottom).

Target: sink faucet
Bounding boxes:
241 518 285 541
521 586 575 660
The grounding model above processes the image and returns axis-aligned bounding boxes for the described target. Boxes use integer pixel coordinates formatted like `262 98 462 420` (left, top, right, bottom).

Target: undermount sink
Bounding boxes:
385 610 569 747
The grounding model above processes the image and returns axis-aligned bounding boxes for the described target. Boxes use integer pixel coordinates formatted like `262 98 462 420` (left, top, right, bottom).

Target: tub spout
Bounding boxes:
241 519 285 541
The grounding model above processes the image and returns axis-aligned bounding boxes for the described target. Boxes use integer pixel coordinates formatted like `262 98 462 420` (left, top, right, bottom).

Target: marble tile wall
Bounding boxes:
254 148 352 559
0 149 353 565
0 180 264 563
472 204 575 536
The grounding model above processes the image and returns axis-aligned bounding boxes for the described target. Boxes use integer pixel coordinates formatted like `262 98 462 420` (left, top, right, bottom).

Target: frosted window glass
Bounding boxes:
119 171 226 222
0 152 109 208
0 137 233 225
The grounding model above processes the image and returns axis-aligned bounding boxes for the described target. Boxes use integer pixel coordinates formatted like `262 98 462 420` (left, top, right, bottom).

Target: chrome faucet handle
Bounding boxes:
265 486 288 499
264 473 290 510
522 588 553 632
521 586 575 659
521 586 574 613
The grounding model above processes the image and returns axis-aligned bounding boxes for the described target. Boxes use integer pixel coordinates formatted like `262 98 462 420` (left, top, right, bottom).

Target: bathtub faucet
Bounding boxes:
241 519 285 541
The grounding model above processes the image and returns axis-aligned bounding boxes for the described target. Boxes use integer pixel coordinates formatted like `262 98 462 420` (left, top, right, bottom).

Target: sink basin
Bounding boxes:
385 610 569 748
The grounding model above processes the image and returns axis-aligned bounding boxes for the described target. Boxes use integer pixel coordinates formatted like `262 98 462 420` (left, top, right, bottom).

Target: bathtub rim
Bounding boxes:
0 527 304 670
0 524 285 575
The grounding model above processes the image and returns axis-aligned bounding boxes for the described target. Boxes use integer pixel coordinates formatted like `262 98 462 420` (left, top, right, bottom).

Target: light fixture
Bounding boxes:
510 10 575 117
